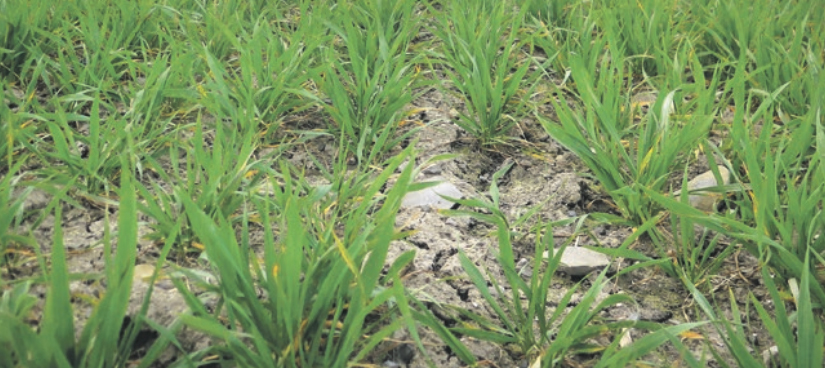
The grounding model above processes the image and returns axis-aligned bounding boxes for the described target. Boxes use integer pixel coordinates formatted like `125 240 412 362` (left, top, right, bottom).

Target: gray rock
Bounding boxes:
545 247 610 276
672 165 730 212
422 163 442 175
401 176 463 210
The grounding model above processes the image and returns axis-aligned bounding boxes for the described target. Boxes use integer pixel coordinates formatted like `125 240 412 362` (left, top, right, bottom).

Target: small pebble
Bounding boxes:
422 164 442 175
400 177 463 210
544 247 610 276
673 165 730 212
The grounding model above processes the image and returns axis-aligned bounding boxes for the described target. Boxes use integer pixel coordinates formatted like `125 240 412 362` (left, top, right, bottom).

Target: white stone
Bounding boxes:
544 247 610 276
672 166 730 212
401 176 463 210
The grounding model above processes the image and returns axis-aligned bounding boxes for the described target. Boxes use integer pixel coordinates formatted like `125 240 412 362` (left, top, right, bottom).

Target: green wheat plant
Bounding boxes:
22 0 171 97
18 54 185 197
0 0 52 79
295 0 422 164
525 0 606 76
172 145 421 367
3 0 825 366
690 0 824 116
31 98 131 195
0 159 167 368
538 51 716 226
597 0 682 76
431 0 536 146
195 3 328 141
137 112 268 256
0 160 37 270
685 251 825 368
665 174 739 286
435 163 689 366
538 17 605 77
177 0 257 62
643 58 824 289
647 58 825 304
522 0 582 31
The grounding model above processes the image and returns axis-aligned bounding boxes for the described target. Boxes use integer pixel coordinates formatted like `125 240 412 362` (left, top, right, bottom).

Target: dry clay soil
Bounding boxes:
6 87 777 367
